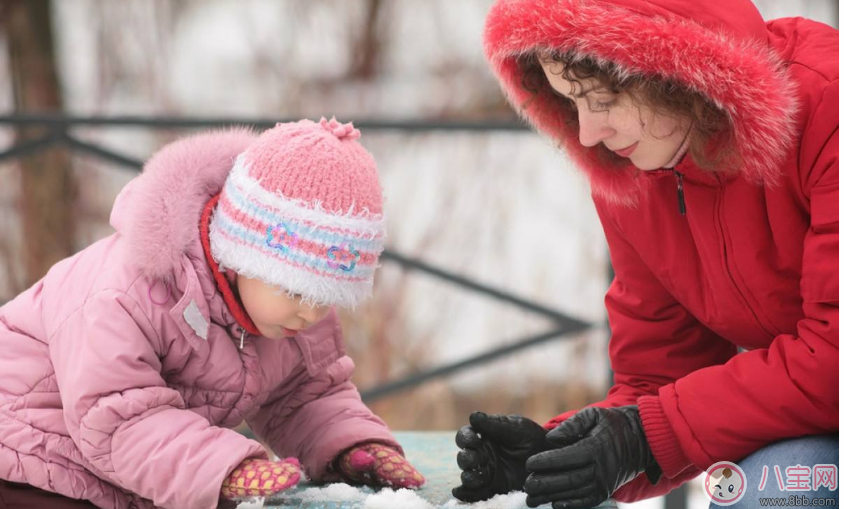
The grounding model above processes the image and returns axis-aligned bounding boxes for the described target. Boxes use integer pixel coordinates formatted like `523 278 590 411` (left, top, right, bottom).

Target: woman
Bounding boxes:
453 1 838 508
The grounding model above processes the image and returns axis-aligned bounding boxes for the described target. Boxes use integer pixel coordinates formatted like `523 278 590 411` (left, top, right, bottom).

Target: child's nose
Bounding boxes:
298 304 329 324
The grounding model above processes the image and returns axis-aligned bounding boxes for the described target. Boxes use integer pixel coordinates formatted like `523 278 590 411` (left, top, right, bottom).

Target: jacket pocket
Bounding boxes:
802 183 838 303
810 182 838 233
167 257 212 354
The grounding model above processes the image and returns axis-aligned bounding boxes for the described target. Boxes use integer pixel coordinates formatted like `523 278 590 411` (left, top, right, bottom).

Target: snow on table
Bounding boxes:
263 431 618 509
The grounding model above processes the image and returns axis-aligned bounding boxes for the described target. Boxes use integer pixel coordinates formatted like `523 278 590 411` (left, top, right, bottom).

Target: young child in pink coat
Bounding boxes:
0 118 424 509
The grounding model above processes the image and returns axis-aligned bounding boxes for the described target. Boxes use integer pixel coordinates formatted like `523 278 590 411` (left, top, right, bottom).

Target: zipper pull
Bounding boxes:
673 170 686 216
239 328 245 349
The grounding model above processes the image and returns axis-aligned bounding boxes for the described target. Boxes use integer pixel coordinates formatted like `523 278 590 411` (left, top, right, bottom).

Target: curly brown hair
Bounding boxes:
518 50 740 171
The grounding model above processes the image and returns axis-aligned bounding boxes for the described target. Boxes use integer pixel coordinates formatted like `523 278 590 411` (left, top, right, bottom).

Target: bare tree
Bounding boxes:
2 0 76 286
349 0 383 80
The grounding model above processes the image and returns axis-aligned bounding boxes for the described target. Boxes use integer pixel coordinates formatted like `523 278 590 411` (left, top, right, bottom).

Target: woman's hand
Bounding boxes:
220 457 302 500
524 406 661 509
452 412 551 502
337 442 425 489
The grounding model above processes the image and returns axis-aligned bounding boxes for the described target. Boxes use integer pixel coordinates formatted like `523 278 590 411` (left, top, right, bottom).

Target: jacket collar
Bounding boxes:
199 194 261 335
106 128 262 344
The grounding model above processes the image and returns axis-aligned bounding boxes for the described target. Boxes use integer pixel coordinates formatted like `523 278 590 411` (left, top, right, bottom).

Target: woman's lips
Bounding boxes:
613 142 638 157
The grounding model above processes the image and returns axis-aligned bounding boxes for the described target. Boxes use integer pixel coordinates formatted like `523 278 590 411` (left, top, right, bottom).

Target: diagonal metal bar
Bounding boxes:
0 113 529 132
4 127 580 333
10 129 579 333
0 130 64 163
61 133 144 170
382 250 579 326
360 325 591 402
0 113 598 406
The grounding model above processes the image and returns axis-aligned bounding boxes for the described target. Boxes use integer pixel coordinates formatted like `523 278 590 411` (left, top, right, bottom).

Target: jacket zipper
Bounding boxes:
711 173 778 338
657 168 774 338
647 169 687 215
673 170 686 215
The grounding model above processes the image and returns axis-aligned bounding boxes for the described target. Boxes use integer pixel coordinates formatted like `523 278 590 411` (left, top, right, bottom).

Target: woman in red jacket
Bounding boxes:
453 1 838 508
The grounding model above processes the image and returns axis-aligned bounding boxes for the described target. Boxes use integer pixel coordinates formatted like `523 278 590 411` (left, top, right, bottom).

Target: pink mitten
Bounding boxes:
220 457 302 500
338 443 426 489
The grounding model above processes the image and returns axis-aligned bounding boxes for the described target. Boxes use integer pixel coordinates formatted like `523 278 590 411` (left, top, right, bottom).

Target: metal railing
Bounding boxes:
0 113 594 403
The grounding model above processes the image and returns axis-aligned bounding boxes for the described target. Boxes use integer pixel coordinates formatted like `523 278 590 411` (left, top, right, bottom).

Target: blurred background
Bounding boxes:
0 1 837 507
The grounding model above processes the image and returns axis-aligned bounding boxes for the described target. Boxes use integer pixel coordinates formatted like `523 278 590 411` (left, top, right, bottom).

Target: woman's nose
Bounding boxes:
578 109 614 147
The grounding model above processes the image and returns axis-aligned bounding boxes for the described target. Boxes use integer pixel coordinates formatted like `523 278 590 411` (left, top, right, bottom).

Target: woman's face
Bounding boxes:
236 275 330 339
540 60 691 170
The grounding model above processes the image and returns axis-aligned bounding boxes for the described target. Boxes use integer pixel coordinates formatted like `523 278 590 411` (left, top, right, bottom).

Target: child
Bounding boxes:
0 118 424 509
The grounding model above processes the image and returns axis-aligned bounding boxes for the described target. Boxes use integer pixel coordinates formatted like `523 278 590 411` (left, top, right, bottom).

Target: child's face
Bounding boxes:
236 275 331 339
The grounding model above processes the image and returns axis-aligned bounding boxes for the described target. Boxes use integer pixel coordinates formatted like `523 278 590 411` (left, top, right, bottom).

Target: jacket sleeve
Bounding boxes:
50 289 267 509
246 317 401 481
543 197 739 501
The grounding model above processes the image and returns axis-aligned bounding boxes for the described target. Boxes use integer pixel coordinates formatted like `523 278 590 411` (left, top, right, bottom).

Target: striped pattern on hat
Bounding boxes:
209 118 386 308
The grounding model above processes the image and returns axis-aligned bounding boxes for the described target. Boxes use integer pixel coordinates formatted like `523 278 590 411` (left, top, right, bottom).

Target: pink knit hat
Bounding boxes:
209 118 386 308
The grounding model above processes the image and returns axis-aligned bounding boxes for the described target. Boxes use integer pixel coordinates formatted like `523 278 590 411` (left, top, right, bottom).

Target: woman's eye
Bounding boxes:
591 98 617 111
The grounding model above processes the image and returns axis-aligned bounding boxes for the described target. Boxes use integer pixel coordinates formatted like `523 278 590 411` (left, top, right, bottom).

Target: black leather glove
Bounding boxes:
452 411 552 502
523 406 662 509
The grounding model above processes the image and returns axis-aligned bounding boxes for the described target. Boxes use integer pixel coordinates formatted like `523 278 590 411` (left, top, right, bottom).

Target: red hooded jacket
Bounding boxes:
484 0 838 501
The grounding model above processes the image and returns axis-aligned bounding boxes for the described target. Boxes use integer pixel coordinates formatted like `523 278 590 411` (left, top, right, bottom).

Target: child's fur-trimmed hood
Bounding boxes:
109 128 258 279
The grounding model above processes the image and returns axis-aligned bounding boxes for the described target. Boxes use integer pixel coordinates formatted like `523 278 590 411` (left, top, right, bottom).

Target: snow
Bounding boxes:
443 491 529 509
297 483 367 502
282 483 434 508
270 484 543 509
362 488 436 509
235 496 265 509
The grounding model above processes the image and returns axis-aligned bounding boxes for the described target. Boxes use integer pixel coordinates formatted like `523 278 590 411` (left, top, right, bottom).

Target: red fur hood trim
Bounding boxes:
483 0 799 205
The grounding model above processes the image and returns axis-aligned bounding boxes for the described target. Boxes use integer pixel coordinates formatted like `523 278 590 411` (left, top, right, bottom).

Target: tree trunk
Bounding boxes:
3 0 76 286
350 0 383 79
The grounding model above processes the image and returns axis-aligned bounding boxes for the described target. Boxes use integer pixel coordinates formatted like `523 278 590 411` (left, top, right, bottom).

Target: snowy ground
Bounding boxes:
259 483 616 509
235 476 711 509
231 432 709 509
240 481 712 509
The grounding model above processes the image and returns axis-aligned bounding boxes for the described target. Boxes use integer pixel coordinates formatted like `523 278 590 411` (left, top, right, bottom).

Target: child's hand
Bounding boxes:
220 457 302 500
337 442 426 489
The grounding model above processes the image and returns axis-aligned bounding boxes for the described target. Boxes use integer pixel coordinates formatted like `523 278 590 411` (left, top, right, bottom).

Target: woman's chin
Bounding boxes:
633 159 664 171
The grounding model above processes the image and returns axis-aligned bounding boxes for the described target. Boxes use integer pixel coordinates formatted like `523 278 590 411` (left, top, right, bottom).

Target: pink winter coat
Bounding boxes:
0 129 400 509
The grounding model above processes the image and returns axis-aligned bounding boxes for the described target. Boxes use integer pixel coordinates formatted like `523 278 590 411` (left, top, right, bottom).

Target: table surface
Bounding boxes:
263 431 618 509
